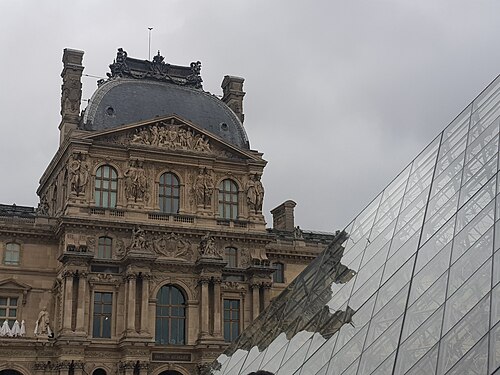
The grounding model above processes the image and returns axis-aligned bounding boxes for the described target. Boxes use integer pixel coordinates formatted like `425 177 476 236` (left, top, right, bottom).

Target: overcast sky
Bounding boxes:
1 1 500 232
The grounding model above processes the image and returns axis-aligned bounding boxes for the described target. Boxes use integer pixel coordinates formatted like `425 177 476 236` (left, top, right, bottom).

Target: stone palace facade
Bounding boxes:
0 49 334 375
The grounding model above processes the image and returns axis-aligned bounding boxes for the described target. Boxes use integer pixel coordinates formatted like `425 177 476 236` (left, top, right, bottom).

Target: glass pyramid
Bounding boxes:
209 74 500 375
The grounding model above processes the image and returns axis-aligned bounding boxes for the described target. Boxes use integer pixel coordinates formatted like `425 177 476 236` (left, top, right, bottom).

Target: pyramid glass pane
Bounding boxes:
209 75 500 375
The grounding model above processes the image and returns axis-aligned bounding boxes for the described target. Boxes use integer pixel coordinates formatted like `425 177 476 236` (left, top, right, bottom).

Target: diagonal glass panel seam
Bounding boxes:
391 127 449 375
435 290 492 375
455 176 496 233
461 131 499 181
466 120 500 164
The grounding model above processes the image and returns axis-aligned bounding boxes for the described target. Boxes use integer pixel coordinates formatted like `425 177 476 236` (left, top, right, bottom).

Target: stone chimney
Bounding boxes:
59 48 84 145
271 200 296 231
221 75 245 123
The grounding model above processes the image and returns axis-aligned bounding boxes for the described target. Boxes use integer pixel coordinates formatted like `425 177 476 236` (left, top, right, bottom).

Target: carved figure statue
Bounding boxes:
124 160 148 202
131 226 146 249
254 174 265 212
34 307 51 336
246 177 257 211
194 168 214 208
199 233 219 257
68 154 89 196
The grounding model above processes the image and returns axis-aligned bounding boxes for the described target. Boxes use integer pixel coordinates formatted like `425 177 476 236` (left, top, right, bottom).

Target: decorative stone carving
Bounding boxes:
131 123 212 153
198 233 221 258
61 72 82 117
246 173 264 212
124 159 148 202
222 281 246 291
115 238 125 258
107 48 129 78
194 167 214 208
240 248 251 268
36 195 50 216
68 153 90 196
107 48 203 89
153 233 194 260
130 226 147 250
86 236 96 252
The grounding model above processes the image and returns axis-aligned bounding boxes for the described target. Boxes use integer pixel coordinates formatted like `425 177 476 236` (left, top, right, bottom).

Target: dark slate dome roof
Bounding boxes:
81 78 249 149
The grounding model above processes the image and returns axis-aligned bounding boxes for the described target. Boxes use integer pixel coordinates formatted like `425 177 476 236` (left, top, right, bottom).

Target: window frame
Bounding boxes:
273 262 285 283
223 299 241 342
3 242 21 266
218 179 239 220
155 285 186 346
94 165 118 208
97 236 113 259
0 296 19 329
225 247 238 268
92 291 113 339
159 172 180 214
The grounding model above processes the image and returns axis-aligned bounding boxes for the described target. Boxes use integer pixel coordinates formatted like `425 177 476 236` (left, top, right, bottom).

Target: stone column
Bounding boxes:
140 274 150 334
252 284 260 321
200 279 210 336
213 278 222 336
126 273 136 333
76 272 87 333
62 272 74 332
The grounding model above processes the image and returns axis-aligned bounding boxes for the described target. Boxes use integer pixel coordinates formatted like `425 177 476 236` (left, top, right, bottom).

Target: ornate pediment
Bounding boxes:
0 278 32 305
86 117 253 160
0 278 32 292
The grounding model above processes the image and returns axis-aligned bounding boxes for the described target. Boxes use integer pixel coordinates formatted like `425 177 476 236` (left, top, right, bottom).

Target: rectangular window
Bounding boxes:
224 299 240 342
0 296 18 328
97 237 112 259
4 243 20 265
93 292 112 338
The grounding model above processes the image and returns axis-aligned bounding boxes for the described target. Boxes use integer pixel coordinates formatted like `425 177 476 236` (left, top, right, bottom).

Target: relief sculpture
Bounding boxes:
131 123 212 153
153 233 194 260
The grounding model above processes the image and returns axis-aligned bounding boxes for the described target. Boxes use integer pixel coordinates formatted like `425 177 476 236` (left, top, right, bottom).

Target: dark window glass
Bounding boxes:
159 173 180 214
224 299 240 342
225 247 238 268
95 165 118 208
218 179 238 220
155 285 186 345
93 292 112 338
273 262 285 283
97 237 112 259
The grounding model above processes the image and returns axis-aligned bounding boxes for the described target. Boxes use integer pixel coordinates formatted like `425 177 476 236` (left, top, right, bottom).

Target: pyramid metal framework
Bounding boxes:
210 75 500 375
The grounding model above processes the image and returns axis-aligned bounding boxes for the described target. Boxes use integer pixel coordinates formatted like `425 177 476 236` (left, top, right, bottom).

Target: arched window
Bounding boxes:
97 237 112 259
218 179 238 220
95 165 118 208
155 285 186 345
159 173 180 214
92 370 107 375
225 247 238 268
4 243 20 266
273 262 285 283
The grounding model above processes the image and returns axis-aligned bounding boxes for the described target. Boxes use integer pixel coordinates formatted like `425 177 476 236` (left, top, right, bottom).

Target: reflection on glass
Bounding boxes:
210 75 500 375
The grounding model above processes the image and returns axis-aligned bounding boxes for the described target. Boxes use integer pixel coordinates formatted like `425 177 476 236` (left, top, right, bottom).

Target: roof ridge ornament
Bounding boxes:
106 48 203 89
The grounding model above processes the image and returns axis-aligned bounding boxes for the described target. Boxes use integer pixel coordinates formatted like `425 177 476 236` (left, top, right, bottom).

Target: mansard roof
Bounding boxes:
81 49 249 149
